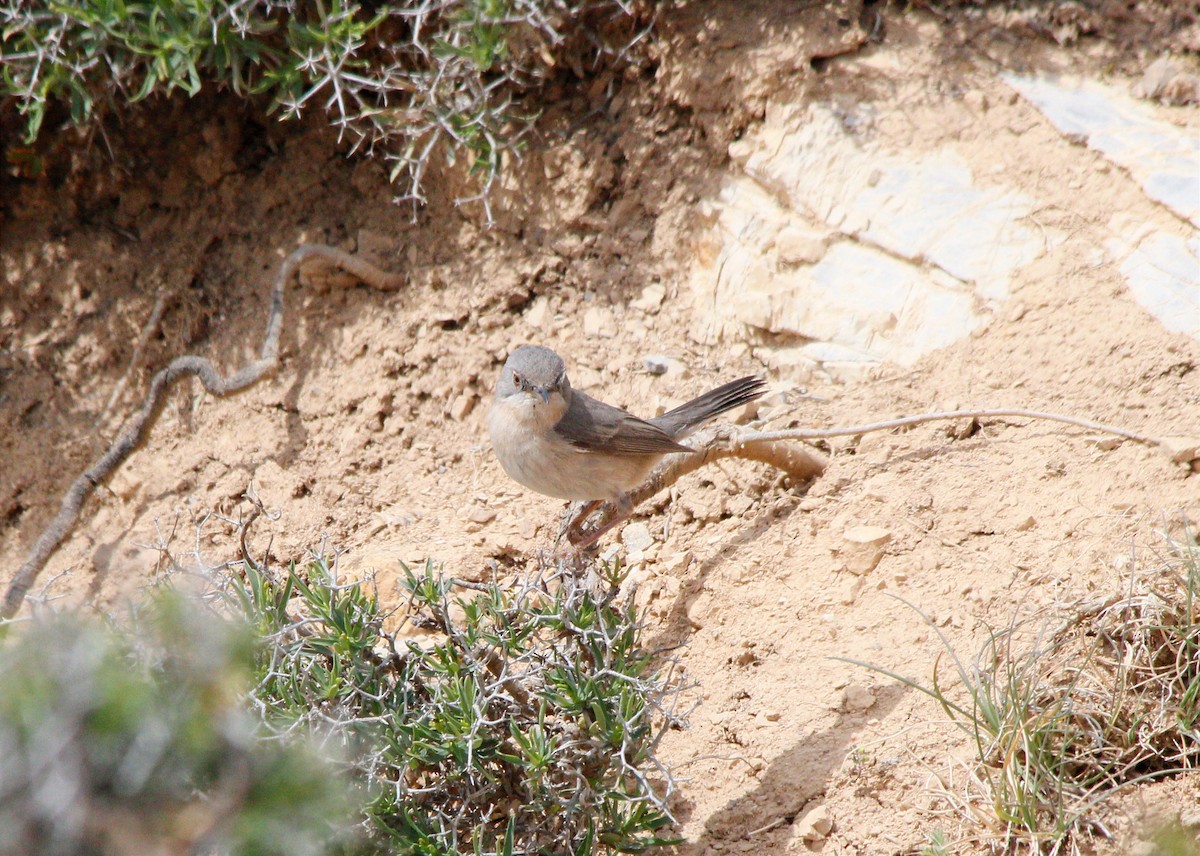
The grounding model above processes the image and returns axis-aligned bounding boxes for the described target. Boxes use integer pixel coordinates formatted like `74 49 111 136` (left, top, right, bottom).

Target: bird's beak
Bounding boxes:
534 386 551 404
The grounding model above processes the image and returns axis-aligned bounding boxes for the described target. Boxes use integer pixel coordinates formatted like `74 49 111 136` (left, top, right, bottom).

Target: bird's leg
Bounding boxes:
558 500 603 548
566 495 632 552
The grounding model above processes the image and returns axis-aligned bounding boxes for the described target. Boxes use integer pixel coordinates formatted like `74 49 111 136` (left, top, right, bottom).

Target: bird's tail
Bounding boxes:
651 376 766 439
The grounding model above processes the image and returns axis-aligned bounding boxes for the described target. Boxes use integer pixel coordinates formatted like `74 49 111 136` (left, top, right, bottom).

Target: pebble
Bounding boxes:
467 506 496 525
1134 55 1200 105
622 521 655 554
792 803 833 842
631 282 666 313
644 354 682 375
1163 436 1200 468
840 525 892 575
663 551 693 576
449 391 476 421
524 296 551 330
583 305 616 338
840 684 876 712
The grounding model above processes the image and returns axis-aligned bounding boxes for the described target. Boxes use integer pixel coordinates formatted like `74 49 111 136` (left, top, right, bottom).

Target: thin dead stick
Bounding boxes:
568 424 829 547
2 244 404 619
747 408 1167 447
573 407 1171 545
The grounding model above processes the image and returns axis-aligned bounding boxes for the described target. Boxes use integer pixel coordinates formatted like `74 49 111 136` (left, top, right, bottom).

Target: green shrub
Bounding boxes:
232 556 683 854
0 554 683 855
0 0 651 203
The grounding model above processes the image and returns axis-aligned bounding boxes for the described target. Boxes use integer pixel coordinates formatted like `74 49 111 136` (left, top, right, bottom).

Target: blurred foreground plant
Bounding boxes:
0 594 357 856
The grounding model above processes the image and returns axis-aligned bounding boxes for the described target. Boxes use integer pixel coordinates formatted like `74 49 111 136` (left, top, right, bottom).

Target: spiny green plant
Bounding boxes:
0 551 686 855
0 0 653 209
228 554 685 854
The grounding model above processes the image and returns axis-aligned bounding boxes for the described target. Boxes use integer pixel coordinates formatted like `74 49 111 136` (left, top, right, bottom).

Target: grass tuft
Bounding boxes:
842 525 1200 854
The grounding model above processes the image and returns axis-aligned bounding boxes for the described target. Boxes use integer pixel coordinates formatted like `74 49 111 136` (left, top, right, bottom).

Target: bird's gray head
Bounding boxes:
495 345 571 409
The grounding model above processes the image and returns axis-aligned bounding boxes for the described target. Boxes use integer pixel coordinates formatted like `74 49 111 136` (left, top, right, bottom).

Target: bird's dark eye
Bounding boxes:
512 371 522 387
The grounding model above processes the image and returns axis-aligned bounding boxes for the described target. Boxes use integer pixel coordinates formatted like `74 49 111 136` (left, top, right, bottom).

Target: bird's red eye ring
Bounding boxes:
512 371 522 386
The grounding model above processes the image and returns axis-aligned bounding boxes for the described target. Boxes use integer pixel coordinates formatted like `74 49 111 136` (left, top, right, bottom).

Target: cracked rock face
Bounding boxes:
687 77 1198 383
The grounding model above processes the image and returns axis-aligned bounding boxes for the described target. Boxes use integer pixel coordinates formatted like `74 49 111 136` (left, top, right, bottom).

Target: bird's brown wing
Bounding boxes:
553 390 693 455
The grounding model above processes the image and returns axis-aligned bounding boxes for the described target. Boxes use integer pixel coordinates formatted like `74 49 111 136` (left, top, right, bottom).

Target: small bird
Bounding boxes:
488 344 765 545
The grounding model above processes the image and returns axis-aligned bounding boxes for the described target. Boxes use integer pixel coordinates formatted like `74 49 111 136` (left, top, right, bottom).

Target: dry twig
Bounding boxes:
2 244 403 619
573 408 1172 546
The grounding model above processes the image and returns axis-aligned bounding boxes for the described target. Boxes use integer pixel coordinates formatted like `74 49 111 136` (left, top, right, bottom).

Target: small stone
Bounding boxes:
1084 435 1122 451
622 521 654 554
840 684 876 713
644 354 682 375
516 519 538 540
763 710 782 722
964 90 989 112
449 391 476 421
1162 436 1200 466
841 526 892 575
1134 55 1200 105
467 506 496 525
583 305 616 338
793 803 833 841
732 648 758 667
524 296 551 330
631 282 666 313
663 551 693 575
680 489 725 523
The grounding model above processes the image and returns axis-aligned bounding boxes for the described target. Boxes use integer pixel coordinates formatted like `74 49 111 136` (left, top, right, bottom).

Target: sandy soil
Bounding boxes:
2 2 1198 853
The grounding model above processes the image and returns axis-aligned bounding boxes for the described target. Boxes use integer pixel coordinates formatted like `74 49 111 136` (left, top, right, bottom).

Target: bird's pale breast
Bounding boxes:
488 398 657 501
